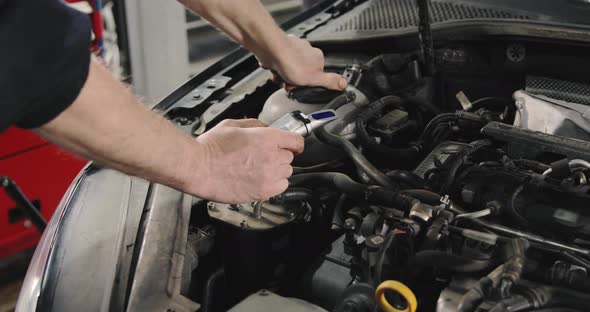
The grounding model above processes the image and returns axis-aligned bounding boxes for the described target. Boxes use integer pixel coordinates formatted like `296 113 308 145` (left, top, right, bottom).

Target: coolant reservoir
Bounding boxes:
258 89 325 125
258 86 370 166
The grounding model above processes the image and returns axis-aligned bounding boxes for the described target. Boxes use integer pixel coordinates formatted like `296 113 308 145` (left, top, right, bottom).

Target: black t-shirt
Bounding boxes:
0 0 91 132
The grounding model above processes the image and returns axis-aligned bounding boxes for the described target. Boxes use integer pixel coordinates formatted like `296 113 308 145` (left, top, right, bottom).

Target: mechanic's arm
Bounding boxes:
34 59 303 204
178 0 348 90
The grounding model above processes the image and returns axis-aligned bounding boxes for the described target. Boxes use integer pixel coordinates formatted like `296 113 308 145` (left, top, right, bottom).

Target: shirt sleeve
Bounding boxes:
0 0 92 132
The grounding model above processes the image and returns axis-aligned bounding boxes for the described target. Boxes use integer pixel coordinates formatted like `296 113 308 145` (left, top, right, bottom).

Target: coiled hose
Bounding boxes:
355 96 421 166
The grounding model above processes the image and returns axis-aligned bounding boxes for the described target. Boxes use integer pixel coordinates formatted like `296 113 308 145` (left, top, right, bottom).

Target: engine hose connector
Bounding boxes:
499 238 530 298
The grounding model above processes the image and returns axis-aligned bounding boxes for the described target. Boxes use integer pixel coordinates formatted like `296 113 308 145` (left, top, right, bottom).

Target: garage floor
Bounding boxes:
0 279 22 312
0 250 33 312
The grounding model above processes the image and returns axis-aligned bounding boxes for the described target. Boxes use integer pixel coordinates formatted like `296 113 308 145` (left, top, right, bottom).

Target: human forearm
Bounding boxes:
179 0 288 67
35 59 303 203
35 59 205 193
178 0 347 90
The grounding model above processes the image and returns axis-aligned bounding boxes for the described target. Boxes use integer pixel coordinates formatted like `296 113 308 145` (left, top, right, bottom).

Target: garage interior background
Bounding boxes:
0 1 305 311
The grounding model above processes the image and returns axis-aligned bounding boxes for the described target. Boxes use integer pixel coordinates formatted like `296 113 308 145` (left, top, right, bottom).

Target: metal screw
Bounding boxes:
207 202 218 212
24 220 32 229
240 220 248 228
192 92 202 100
176 117 191 125
259 289 269 296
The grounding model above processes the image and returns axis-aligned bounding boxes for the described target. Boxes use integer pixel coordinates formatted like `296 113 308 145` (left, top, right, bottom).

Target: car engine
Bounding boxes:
163 12 590 311
175 43 590 312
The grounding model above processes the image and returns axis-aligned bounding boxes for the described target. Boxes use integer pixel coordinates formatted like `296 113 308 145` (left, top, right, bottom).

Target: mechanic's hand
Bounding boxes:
258 35 348 91
193 118 304 204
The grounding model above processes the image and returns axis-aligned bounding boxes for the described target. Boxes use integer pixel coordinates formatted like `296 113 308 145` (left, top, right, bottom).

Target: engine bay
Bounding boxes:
164 36 590 312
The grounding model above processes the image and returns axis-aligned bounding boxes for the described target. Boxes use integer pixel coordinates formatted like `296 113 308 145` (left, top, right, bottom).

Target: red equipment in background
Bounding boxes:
0 128 86 258
0 0 103 258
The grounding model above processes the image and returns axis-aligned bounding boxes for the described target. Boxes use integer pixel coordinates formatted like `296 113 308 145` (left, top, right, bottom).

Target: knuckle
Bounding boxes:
286 152 294 163
218 119 233 127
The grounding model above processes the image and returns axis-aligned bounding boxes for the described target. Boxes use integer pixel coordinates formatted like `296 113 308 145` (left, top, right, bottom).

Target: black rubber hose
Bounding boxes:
441 140 492 194
536 287 590 311
386 170 426 189
560 252 590 271
201 268 224 312
457 277 493 312
355 96 421 165
419 113 457 141
315 124 394 188
1 176 46 232
289 172 414 210
529 309 582 312
272 187 314 202
419 112 485 150
489 286 590 312
290 172 366 197
401 189 441 204
411 250 493 273
506 184 528 225
324 90 356 110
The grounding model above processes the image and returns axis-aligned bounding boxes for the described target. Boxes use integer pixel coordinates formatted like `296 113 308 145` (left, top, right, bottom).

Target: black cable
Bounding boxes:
1 176 46 232
315 124 394 188
293 159 344 174
466 97 513 112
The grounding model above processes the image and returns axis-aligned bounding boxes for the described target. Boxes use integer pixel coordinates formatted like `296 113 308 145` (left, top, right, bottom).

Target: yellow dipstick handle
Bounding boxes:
375 280 418 312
